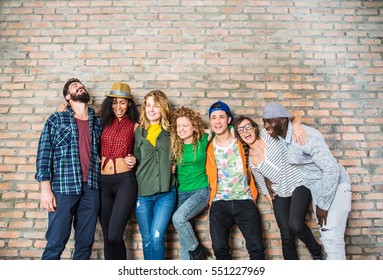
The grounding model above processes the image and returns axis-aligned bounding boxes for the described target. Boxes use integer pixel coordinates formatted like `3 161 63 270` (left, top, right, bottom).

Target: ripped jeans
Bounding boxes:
172 187 209 260
135 187 176 260
313 182 352 260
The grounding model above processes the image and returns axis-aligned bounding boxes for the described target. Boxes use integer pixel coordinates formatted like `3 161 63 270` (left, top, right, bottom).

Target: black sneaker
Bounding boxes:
313 252 327 260
189 243 207 260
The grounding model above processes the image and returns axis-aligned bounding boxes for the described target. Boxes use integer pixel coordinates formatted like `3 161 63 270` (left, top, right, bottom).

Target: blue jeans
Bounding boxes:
135 187 176 260
209 199 265 260
172 187 209 260
42 183 100 260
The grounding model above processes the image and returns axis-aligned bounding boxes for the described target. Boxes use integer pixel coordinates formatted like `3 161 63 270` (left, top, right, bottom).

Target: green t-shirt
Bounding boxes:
176 133 209 192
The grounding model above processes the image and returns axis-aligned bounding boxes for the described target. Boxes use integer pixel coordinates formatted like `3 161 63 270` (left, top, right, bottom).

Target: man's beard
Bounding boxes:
70 89 90 103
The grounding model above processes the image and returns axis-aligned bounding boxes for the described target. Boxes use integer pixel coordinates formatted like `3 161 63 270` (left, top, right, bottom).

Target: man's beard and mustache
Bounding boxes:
69 88 90 103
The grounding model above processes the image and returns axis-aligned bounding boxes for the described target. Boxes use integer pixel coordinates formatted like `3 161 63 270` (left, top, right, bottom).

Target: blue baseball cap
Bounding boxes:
208 101 233 120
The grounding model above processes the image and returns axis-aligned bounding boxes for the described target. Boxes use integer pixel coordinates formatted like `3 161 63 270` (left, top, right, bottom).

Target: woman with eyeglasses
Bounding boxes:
233 116 323 260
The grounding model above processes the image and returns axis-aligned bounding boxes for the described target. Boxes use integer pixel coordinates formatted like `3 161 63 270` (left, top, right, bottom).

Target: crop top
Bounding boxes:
101 116 135 173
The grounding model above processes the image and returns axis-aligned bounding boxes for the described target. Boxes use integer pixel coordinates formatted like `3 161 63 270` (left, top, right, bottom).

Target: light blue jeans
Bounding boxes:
313 182 352 260
172 187 209 260
135 187 176 260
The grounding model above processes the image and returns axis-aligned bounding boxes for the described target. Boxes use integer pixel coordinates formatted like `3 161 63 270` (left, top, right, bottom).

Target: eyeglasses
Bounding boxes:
236 123 253 134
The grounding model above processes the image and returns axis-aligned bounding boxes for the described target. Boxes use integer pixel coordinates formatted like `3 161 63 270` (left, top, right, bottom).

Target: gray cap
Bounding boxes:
263 102 292 119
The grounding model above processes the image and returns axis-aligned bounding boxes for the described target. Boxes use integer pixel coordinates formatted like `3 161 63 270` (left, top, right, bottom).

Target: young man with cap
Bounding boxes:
206 101 265 260
36 78 102 259
99 82 140 259
262 102 352 260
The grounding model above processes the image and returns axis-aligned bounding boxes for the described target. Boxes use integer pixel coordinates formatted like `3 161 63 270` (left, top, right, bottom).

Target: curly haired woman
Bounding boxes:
170 107 211 260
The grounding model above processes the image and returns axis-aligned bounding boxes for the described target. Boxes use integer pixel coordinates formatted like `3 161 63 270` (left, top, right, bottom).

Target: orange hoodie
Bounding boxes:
205 139 259 207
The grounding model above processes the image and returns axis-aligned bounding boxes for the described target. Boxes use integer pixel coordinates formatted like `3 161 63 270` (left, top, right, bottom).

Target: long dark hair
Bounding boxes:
233 115 260 186
100 97 140 130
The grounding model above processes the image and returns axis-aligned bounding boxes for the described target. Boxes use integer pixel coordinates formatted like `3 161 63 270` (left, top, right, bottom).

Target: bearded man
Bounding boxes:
36 78 102 259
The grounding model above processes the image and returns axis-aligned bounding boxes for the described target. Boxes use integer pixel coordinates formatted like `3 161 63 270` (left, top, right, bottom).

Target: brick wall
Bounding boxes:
0 0 382 260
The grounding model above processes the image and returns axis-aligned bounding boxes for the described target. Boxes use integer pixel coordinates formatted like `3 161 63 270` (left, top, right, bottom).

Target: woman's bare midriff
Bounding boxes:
101 157 133 175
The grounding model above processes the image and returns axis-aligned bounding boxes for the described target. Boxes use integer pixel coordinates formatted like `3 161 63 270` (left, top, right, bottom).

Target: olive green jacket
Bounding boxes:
134 127 177 196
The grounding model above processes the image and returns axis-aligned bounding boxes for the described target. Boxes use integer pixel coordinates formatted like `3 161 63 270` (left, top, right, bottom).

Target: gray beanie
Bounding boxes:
263 102 292 119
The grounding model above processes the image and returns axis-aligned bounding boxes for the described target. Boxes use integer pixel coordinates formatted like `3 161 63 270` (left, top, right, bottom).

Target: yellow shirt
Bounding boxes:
146 124 162 146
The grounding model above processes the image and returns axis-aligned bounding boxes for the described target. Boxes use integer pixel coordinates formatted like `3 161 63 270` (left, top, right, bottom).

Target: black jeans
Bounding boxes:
273 186 322 259
209 200 265 260
100 172 137 260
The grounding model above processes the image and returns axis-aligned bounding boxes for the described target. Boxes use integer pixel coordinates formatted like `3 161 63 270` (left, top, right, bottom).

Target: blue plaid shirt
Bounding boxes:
35 107 102 195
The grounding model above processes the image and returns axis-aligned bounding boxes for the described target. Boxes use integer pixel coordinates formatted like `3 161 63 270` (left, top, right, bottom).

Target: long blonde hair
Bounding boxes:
139 90 171 131
170 107 205 163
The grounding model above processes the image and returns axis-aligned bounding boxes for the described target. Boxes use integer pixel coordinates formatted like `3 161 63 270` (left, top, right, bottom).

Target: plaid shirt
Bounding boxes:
35 107 102 195
101 116 135 172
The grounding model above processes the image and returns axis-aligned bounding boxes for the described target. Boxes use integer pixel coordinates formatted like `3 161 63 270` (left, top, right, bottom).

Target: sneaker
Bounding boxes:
313 251 327 260
189 243 207 260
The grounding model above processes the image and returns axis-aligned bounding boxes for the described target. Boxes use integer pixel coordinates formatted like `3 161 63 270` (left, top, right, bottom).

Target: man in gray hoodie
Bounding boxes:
262 102 352 260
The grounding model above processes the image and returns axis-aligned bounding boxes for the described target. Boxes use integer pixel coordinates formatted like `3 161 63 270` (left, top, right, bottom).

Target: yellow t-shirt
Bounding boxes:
146 124 162 146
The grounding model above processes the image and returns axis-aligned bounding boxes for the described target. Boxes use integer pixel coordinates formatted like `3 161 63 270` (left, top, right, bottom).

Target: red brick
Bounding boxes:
0 0 381 260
